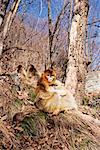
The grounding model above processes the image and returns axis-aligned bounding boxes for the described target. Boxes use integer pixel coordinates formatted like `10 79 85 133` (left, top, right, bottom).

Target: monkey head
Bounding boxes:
42 68 56 85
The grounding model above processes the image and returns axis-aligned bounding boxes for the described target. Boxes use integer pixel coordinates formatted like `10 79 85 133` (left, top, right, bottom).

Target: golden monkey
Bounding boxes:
17 64 40 89
36 68 56 92
35 68 78 115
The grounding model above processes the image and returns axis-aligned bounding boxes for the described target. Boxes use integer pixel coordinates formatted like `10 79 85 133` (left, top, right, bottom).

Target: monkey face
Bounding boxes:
46 74 55 82
43 69 56 84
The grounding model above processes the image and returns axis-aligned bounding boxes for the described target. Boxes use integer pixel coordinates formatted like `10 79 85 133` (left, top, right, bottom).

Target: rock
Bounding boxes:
85 71 100 94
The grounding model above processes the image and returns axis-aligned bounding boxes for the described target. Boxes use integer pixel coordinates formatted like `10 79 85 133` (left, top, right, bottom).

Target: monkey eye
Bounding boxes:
46 75 50 77
51 75 54 77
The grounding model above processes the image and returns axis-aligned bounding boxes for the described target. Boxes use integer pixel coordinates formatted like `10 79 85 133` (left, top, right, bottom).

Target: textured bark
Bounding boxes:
47 0 52 66
65 0 89 104
47 0 69 67
0 0 21 56
0 0 10 27
0 0 10 56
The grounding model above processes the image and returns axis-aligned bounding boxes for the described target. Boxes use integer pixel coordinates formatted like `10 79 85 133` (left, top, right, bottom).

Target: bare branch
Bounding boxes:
87 19 100 26
35 0 43 31
53 2 69 36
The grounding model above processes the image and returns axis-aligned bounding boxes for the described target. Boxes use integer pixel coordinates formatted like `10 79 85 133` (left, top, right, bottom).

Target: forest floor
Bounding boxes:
0 73 100 150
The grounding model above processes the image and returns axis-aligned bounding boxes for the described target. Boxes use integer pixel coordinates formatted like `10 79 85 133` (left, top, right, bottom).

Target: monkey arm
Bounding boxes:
49 83 67 96
54 80 64 86
37 91 55 100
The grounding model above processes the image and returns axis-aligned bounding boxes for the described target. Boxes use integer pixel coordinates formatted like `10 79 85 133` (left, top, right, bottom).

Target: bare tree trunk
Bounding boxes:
0 0 21 56
47 0 53 66
0 0 10 56
47 0 69 67
0 0 10 27
65 0 89 104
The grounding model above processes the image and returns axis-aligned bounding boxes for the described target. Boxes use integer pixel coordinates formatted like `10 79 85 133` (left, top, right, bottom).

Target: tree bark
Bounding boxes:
47 0 53 66
47 0 69 67
65 0 89 104
0 0 10 27
0 0 21 56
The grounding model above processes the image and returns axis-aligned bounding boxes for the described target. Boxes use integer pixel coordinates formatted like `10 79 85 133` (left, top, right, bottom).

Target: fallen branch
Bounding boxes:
76 111 100 126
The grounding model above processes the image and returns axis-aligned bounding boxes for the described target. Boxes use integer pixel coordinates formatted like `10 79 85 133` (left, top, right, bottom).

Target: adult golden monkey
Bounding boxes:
17 64 40 89
35 68 78 115
15 67 100 125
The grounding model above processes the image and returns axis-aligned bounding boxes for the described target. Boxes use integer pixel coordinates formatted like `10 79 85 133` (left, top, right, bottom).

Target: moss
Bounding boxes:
36 111 47 123
28 89 37 102
82 97 89 106
20 112 47 138
21 116 38 137
8 99 24 119
14 98 24 107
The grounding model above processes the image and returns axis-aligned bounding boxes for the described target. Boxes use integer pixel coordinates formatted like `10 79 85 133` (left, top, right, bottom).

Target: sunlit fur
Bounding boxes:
36 68 56 92
17 64 40 89
35 68 78 115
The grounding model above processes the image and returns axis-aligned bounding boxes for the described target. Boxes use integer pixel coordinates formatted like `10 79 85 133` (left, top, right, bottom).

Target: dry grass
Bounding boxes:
0 111 100 150
0 73 100 150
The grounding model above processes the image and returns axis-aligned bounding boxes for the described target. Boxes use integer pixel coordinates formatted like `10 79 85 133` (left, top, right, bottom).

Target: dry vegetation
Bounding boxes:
0 0 100 149
0 66 100 149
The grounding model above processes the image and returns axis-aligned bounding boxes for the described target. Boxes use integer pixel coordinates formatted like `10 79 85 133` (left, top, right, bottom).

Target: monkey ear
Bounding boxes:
51 66 55 70
17 65 23 73
27 64 37 75
51 61 55 69
27 64 41 78
48 66 56 73
52 67 56 73
17 65 27 78
28 65 37 73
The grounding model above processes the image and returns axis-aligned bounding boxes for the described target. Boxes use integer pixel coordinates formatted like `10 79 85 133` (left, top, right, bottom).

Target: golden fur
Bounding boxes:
17 64 40 89
35 68 78 115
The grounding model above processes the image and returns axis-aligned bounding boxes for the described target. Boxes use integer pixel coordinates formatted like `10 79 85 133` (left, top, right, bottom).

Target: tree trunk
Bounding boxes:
47 0 53 67
0 0 21 56
47 0 69 68
0 0 10 27
65 0 89 104
0 0 10 56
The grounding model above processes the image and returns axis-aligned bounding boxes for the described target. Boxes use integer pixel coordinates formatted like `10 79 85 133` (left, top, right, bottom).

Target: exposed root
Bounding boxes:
75 110 100 126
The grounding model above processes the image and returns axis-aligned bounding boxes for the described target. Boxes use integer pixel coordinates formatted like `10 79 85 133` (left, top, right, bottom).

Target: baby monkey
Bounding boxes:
35 68 78 115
